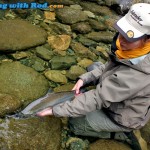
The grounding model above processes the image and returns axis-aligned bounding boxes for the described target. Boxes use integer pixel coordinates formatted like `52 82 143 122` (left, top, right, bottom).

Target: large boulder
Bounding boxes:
0 61 49 107
0 19 47 51
0 117 62 150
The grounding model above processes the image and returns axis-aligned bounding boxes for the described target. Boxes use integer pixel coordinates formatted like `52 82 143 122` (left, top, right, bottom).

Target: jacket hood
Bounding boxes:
136 54 150 74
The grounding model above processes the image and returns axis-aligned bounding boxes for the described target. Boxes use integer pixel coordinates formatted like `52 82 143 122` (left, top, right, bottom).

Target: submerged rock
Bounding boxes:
89 139 131 150
67 65 86 80
48 35 71 51
70 42 97 61
45 70 68 84
50 56 77 70
0 19 47 51
0 61 49 106
56 6 88 24
0 117 62 150
85 31 114 43
0 93 21 117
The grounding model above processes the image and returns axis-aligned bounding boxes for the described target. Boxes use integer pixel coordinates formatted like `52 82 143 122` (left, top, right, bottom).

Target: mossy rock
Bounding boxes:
0 61 49 107
0 19 47 51
0 117 62 150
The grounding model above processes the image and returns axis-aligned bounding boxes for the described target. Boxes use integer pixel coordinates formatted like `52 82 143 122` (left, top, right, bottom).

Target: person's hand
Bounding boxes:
72 79 84 95
36 107 53 117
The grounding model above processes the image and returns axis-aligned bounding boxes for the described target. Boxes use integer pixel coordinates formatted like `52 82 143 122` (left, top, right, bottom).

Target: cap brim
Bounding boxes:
114 16 145 42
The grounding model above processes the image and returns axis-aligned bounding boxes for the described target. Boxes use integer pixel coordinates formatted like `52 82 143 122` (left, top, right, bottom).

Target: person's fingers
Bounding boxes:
36 108 52 116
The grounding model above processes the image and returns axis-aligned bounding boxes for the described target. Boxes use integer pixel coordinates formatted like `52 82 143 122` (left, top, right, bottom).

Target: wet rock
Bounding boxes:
83 10 95 18
44 11 56 21
89 139 131 150
5 0 35 3
66 137 89 150
72 22 92 34
78 36 97 47
10 51 28 60
88 19 107 31
80 1 115 16
20 55 47 69
36 46 54 60
55 6 88 24
78 58 93 69
46 0 75 5
0 117 62 150
0 93 21 117
54 83 75 92
48 35 71 51
13 9 30 19
0 19 47 51
32 61 46 72
96 46 109 59
67 65 86 80
70 4 83 10
50 56 76 70
70 42 97 61
44 21 72 35
0 61 49 106
45 70 68 84
85 31 114 43
0 10 5 19
141 121 150 146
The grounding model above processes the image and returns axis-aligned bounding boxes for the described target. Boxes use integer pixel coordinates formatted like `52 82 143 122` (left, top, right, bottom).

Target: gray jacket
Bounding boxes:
53 53 150 129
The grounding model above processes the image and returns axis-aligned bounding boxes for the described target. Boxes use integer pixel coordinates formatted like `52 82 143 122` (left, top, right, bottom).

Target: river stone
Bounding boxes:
46 21 72 35
10 51 28 60
45 70 68 84
85 31 114 43
46 0 75 5
36 46 54 60
89 139 131 150
55 6 88 24
48 35 71 51
70 42 97 61
50 56 76 70
141 121 150 145
78 36 97 47
0 10 5 19
79 1 115 16
54 83 75 92
0 19 47 51
0 93 21 117
88 19 107 31
78 58 93 69
0 117 61 150
0 61 49 106
71 22 92 34
67 65 86 80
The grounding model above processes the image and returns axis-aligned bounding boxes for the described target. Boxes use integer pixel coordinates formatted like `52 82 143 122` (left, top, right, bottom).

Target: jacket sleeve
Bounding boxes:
79 63 106 86
52 89 102 117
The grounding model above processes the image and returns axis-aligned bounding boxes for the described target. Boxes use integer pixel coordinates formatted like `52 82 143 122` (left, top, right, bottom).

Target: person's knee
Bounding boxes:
68 117 86 135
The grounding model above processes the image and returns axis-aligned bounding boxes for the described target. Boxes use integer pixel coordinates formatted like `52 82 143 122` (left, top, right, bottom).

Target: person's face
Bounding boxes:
118 34 146 50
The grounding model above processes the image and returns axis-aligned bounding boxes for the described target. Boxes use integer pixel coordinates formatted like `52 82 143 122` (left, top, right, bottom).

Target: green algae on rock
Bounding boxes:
0 19 47 51
0 61 49 107
0 93 21 117
89 139 131 150
0 117 62 150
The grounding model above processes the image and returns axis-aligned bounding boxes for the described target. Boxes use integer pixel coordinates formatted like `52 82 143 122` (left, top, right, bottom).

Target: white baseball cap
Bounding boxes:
114 3 150 42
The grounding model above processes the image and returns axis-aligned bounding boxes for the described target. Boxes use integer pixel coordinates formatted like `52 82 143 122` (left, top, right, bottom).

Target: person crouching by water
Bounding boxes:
37 3 150 150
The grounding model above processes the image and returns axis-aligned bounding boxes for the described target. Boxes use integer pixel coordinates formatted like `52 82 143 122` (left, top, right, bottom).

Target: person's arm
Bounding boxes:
37 89 102 117
79 63 105 86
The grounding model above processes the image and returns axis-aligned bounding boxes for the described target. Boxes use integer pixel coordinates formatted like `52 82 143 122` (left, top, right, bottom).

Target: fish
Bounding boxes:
21 90 75 116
